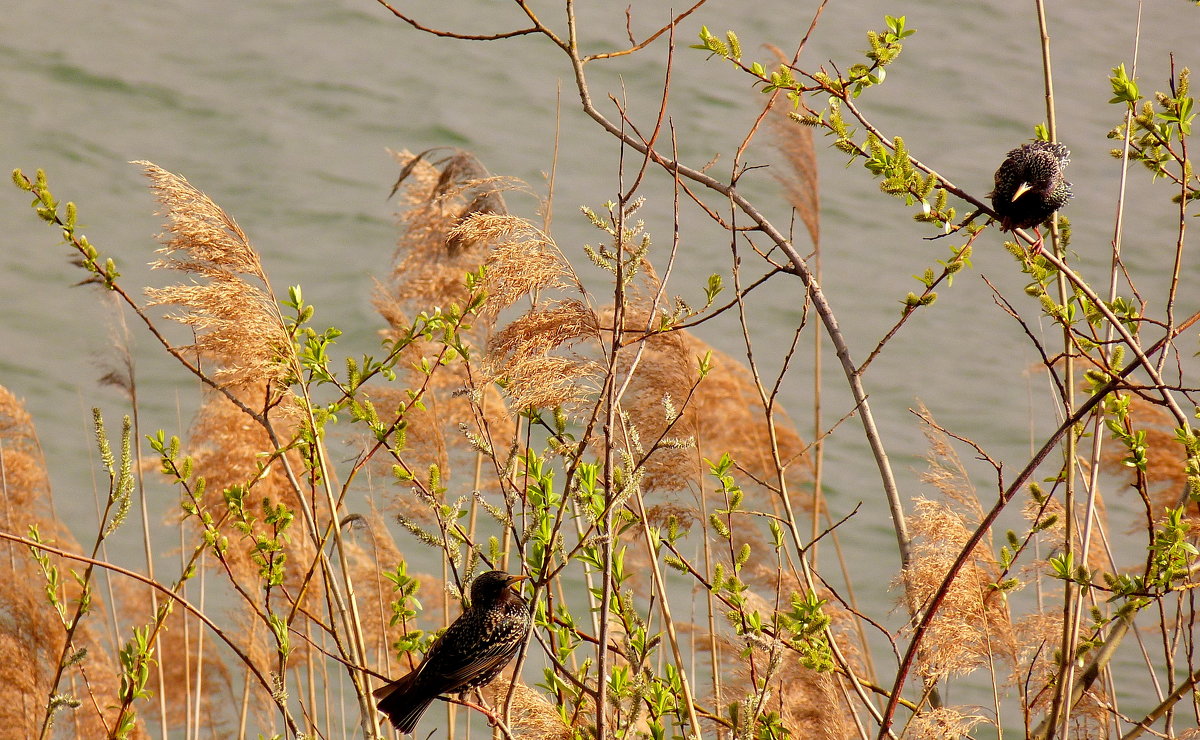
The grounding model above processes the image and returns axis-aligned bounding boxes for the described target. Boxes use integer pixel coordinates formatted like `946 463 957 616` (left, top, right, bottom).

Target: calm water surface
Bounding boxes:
2 0 1197 732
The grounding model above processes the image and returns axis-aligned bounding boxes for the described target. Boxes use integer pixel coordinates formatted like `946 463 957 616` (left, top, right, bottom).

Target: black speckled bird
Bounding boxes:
374 570 530 734
989 141 1072 251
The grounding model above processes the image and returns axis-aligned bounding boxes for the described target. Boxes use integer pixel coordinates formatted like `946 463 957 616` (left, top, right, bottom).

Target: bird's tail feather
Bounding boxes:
375 674 435 734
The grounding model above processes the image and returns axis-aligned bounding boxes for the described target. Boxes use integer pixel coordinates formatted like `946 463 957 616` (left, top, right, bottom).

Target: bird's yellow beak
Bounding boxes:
1011 182 1033 201
506 574 528 590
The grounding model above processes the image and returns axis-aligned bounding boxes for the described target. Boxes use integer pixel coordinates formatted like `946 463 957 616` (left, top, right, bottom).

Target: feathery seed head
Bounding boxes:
135 161 292 388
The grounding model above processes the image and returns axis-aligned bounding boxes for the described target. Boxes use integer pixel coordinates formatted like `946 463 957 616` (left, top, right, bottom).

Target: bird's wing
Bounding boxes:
436 641 520 689
421 619 526 693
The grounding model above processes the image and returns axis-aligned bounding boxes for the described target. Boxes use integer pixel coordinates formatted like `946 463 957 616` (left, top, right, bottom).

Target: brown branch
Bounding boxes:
1120 661 1200 740
0 528 300 736
878 308 1200 736
582 0 710 62
858 229 982 374
558 4 914 594
372 0 538 40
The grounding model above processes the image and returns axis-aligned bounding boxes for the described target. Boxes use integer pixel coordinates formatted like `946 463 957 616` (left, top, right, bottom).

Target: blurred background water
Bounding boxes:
2 0 1198 734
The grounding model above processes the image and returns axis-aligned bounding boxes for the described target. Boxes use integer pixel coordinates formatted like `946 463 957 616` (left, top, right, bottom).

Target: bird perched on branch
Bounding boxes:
375 570 531 734
989 141 1072 252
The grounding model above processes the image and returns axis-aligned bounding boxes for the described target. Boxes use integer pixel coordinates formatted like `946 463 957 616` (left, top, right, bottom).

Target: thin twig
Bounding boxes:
1 528 301 735
879 309 1200 735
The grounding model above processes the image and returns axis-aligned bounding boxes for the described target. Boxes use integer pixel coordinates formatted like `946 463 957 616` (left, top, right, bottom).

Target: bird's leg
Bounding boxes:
1027 226 1045 256
463 689 508 730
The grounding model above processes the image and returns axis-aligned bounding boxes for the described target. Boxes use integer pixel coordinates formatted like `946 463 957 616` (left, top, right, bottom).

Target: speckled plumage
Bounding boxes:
989 141 1072 233
374 571 531 734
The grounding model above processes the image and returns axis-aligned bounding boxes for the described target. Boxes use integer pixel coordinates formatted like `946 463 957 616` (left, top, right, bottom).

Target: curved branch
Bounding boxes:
877 308 1200 736
373 0 538 40
559 7 913 576
582 0 710 62
0 528 301 736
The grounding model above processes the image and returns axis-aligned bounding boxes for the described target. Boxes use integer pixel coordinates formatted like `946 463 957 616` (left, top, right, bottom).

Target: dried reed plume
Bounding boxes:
381 148 599 416
135 161 292 390
364 381 516 521
449 212 578 320
611 320 695 493
184 380 318 705
467 207 597 411
484 678 572 740
905 706 989 739
1012 611 1063 711
900 409 1015 681
382 149 523 318
486 299 601 411
681 335 811 501
616 310 812 509
771 660 854 740
1012 608 1110 732
0 387 128 737
0 386 53 531
186 383 310 569
1101 396 1189 513
372 150 543 511
701 625 854 740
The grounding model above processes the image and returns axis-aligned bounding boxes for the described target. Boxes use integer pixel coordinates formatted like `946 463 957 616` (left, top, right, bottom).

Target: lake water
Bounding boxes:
3 0 1198 735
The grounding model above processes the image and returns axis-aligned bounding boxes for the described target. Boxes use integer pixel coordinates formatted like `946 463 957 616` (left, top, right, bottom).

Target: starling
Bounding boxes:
374 570 531 734
989 141 1072 251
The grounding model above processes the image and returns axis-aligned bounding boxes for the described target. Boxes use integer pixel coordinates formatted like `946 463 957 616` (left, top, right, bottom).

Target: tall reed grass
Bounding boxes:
4 2 1200 739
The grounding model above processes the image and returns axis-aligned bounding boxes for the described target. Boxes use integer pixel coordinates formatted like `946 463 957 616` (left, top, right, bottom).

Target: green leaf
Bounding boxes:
1108 63 1140 104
